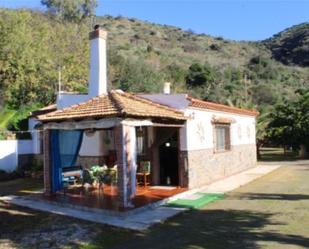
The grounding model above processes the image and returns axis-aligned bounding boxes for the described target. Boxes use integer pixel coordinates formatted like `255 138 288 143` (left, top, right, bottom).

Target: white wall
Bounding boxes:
79 130 115 157
17 140 35 155
79 130 113 156
0 140 18 172
180 108 256 151
28 118 41 154
79 131 103 156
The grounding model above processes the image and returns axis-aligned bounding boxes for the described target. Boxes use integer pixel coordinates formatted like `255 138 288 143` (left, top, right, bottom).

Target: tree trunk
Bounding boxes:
256 142 262 160
283 145 287 156
299 144 309 158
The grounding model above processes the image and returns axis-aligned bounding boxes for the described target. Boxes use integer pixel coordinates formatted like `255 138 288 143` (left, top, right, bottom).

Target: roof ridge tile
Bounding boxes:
187 96 259 116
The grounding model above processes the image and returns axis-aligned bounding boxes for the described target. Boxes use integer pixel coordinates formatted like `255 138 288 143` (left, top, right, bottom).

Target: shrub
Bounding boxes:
147 44 153 53
0 170 21 181
210 44 220 51
186 63 217 88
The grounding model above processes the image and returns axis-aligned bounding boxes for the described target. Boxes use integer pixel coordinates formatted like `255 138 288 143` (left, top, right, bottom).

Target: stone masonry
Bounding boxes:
184 144 257 189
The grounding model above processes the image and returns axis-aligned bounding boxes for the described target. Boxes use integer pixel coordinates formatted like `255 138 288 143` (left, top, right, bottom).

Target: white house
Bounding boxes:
35 25 258 209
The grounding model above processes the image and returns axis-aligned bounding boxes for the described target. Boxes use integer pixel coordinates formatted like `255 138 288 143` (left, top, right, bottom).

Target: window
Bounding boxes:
215 124 231 152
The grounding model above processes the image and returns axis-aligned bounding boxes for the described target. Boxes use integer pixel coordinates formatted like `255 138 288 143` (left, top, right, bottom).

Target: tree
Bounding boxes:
114 58 165 93
267 89 309 157
41 0 97 22
186 63 216 88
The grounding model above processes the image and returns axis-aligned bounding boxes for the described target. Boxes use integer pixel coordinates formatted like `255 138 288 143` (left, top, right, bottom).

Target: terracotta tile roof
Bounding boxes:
30 104 57 118
187 96 259 117
38 90 187 122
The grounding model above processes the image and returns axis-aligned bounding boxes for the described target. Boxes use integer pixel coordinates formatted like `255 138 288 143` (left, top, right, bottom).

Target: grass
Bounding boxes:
0 178 43 196
259 147 299 162
1 163 309 248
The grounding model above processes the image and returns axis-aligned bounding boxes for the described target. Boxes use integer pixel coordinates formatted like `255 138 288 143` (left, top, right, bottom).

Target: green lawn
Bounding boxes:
1 163 309 249
259 147 299 161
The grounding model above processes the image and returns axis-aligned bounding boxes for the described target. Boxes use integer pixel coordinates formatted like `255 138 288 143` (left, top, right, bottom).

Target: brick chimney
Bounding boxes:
88 25 108 97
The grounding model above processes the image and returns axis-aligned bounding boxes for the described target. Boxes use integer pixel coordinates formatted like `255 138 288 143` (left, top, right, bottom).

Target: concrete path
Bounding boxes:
0 195 185 230
0 164 281 230
199 164 281 194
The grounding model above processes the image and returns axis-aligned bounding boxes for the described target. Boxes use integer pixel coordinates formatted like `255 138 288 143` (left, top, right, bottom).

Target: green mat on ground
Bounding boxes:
166 193 225 209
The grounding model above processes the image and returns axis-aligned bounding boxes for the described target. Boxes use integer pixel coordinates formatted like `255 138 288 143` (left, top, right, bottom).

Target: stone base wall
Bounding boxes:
18 154 43 169
184 144 257 189
77 156 104 169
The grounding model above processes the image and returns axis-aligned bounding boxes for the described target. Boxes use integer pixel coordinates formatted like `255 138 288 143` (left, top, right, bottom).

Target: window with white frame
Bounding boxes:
214 124 231 152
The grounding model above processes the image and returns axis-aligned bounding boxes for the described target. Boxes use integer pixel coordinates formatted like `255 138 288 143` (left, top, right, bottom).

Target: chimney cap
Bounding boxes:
89 25 107 40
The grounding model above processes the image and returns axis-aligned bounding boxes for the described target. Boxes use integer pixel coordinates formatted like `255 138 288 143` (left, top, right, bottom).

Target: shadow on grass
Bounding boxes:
0 178 43 196
1 202 309 249
0 201 98 248
89 208 309 249
239 193 309 201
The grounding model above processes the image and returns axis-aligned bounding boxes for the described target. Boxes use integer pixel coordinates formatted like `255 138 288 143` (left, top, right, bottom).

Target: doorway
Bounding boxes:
159 130 179 186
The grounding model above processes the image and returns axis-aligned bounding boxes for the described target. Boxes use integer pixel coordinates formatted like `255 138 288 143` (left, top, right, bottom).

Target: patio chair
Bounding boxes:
137 161 151 187
62 165 83 194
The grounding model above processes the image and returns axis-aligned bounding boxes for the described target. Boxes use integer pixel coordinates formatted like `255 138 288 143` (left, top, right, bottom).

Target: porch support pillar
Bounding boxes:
43 129 52 196
114 124 136 208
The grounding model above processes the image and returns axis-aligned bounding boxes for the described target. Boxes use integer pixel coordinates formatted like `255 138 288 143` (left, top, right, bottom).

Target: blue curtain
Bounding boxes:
58 130 84 168
51 130 62 193
50 130 84 193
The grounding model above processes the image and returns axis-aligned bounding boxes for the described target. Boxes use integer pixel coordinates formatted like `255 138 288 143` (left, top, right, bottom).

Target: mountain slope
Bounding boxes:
263 23 309 67
0 9 308 116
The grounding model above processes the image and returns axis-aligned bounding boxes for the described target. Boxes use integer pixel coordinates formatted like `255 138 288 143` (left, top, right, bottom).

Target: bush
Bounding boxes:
186 63 217 88
17 159 43 178
0 131 5 140
147 44 153 53
0 170 21 181
210 44 220 51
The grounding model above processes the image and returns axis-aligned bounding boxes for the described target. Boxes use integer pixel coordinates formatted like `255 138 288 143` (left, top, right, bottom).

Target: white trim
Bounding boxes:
121 125 128 207
130 127 137 197
188 106 258 118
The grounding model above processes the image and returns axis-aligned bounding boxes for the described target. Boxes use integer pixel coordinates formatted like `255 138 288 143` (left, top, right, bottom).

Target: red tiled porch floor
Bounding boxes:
42 185 187 212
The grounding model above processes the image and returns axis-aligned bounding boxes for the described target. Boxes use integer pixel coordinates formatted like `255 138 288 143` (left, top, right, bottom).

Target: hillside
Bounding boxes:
263 23 309 67
0 8 308 119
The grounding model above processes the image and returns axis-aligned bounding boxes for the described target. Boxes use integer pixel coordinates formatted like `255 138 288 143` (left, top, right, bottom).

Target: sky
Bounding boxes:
0 0 308 41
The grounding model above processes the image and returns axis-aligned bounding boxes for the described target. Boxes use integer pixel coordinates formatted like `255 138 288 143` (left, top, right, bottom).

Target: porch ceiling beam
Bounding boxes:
151 123 185 128
121 119 153 127
43 118 121 130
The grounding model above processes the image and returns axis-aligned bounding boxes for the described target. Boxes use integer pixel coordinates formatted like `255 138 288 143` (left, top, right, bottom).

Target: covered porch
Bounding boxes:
39 91 188 209
43 184 187 212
